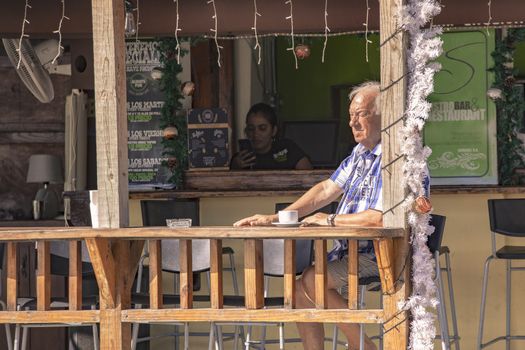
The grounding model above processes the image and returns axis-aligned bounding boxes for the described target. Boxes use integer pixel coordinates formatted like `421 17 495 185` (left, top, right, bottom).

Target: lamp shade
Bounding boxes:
26 154 64 184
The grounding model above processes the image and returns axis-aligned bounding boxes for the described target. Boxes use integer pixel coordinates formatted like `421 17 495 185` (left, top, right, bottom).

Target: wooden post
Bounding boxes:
380 0 409 348
91 0 129 229
149 240 163 309
314 240 327 309
6 242 18 311
347 240 359 309
179 240 193 309
91 0 129 347
283 239 296 309
36 241 51 311
244 239 264 309
69 241 83 310
210 239 224 309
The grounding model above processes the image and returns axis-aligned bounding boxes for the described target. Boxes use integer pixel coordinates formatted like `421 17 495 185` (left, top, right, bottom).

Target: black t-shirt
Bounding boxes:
251 138 308 170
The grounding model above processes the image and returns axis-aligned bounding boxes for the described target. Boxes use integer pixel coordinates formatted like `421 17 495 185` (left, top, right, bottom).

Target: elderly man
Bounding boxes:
234 81 430 350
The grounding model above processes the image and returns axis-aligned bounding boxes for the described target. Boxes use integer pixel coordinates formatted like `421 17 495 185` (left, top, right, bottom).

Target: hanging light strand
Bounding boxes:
52 0 69 64
17 0 32 69
285 0 298 69
135 0 141 41
207 0 223 67
363 0 372 62
174 0 182 63
201 29 378 40
252 0 262 64
322 0 330 63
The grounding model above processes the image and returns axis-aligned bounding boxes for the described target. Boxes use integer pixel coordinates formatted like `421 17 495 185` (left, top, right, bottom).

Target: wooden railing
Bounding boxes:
0 226 406 349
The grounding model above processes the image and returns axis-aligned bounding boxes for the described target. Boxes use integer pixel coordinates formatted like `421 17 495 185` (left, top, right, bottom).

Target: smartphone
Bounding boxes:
238 139 253 153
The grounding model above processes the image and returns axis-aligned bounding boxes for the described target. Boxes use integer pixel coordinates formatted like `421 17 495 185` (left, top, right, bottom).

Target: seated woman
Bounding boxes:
230 103 313 170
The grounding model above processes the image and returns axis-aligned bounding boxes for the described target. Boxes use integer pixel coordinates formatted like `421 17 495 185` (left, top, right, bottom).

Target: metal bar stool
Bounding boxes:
477 199 525 350
332 214 460 350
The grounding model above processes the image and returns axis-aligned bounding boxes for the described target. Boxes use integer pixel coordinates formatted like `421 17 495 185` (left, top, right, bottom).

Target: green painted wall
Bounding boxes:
276 34 380 121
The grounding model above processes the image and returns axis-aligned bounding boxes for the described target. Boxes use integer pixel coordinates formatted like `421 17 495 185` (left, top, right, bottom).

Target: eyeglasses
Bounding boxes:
349 110 373 120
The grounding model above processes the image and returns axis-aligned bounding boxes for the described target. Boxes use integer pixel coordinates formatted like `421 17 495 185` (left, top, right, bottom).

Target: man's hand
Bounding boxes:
234 214 277 227
300 212 329 226
231 150 256 169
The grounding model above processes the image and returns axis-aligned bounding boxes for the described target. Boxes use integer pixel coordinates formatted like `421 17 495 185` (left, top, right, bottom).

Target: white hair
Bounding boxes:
348 81 381 113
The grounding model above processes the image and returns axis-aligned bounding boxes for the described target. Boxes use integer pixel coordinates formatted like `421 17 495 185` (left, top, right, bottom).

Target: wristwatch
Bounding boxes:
327 214 337 227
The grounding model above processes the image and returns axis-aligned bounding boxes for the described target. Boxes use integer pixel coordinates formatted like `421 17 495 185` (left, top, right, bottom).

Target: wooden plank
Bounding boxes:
0 226 405 241
6 242 18 311
183 169 331 191
0 311 100 324
92 0 129 230
179 239 193 309
244 239 264 309
283 239 296 309
380 0 409 348
122 308 385 324
69 241 83 310
0 132 65 144
36 241 51 311
128 240 145 282
347 240 359 309
210 239 223 309
373 239 396 293
85 238 116 309
148 240 163 309
314 240 327 309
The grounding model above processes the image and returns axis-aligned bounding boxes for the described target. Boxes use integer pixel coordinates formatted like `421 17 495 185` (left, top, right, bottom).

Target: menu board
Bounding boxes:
187 108 230 169
126 40 172 189
425 30 498 185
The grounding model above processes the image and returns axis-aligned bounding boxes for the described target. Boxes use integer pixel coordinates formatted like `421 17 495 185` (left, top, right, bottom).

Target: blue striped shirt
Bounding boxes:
327 143 383 262
326 143 431 262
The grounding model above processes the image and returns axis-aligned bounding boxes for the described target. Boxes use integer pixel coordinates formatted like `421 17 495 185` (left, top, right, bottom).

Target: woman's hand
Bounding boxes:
300 212 329 226
231 150 256 169
234 214 277 227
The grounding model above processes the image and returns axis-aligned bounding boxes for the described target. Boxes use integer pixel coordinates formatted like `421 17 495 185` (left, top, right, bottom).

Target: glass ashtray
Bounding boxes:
166 218 192 228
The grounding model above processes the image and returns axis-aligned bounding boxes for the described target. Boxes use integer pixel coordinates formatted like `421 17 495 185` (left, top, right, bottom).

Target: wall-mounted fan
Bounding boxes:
2 38 71 103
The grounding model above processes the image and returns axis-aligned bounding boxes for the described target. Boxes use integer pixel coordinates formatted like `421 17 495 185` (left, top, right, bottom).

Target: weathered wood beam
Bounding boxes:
244 239 264 309
91 0 129 347
69 241 83 311
283 239 296 309
210 239 224 309
379 0 409 348
148 240 163 309
122 308 385 324
91 0 129 229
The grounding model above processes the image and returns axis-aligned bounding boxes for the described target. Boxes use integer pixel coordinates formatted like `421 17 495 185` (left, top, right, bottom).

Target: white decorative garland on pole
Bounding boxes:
174 0 182 64
400 0 443 349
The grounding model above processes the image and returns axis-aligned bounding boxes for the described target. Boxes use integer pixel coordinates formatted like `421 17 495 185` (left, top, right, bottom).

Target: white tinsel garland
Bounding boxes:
400 0 443 349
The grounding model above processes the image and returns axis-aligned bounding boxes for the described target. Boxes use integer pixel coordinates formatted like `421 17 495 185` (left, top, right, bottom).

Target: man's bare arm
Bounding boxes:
301 208 383 227
233 179 343 227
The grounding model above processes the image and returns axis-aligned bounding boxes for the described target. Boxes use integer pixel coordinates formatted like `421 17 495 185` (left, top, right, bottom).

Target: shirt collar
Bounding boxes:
356 142 382 158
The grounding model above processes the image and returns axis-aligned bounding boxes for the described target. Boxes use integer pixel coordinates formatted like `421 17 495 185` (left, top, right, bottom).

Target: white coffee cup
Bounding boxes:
278 210 299 224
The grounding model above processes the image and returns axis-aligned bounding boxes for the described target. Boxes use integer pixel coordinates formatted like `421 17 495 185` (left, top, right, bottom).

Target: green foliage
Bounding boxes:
490 28 525 185
158 38 188 187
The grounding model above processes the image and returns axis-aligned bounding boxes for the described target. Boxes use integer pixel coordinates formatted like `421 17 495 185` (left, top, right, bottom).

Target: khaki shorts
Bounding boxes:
327 254 379 295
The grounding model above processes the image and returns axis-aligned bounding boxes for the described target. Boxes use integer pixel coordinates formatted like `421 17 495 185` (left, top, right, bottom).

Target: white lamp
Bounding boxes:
26 154 64 219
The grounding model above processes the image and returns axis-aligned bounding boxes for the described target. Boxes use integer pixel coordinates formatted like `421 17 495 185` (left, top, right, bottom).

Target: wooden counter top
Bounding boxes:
0 225 404 241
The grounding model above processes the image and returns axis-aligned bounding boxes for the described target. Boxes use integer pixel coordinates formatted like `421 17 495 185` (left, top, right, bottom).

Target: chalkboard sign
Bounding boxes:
126 40 172 189
187 108 230 169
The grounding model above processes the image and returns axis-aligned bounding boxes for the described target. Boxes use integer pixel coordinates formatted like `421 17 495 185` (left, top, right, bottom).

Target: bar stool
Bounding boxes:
477 198 525 350
332 214 460 350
